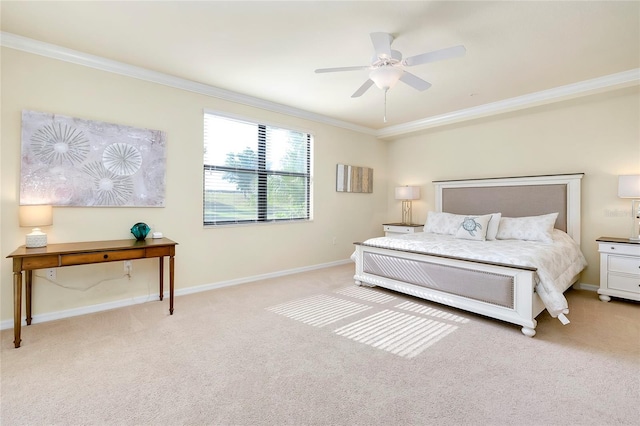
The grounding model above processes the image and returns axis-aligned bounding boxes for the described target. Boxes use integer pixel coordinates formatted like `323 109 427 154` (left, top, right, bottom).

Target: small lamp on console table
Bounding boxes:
618 174 640 240
19 205 53 248
395 186 420 225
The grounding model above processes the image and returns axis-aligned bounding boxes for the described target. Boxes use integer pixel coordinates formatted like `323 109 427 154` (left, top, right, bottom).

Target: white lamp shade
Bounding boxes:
395 186 420 200
19 205 53 227
618 175 640 198
369 66 404 90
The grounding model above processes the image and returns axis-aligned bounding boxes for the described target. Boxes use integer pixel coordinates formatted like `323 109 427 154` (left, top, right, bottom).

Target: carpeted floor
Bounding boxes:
1 263 638 425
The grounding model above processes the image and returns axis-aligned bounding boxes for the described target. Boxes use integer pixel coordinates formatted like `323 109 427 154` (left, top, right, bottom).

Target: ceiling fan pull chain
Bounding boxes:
383 88 388 123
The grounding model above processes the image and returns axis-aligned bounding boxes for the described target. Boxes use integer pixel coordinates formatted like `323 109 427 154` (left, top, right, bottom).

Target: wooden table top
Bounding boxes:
7 237 178 258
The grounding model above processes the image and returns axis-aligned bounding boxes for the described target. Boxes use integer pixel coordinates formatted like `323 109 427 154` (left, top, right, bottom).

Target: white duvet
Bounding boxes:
357 229 587 320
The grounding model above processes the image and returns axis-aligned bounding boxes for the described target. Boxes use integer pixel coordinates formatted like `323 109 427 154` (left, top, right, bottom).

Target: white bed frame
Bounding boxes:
353 174 584 337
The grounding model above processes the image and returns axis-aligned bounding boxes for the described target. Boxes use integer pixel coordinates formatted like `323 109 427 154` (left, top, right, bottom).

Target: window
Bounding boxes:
203 112 312 225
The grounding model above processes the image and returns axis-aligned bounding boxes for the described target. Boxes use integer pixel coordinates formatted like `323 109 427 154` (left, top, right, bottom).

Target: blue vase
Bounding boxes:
131 222 150 241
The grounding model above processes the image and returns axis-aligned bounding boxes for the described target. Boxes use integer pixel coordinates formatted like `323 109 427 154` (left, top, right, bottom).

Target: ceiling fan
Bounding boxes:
315 32 466 121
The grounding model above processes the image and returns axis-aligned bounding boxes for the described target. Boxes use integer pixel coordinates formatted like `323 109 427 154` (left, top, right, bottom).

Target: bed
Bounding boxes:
352 173 587 337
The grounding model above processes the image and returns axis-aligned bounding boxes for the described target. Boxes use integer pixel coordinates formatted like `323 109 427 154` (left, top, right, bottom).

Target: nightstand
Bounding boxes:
596 237 640 302
383 223 424 236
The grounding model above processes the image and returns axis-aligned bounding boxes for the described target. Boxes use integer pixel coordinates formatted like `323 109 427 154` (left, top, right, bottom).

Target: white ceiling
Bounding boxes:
1 1 639 136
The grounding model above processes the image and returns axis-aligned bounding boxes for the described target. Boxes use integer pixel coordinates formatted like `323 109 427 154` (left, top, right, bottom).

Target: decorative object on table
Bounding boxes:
336 164 373 193
20 110 167 207
395 186 420 225
618 174 640 240
130 222 150 241
19 205 53 248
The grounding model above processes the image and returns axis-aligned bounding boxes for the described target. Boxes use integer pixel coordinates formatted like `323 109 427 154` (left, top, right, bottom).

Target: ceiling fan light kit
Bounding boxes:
315 32 466 122
369 66 403 90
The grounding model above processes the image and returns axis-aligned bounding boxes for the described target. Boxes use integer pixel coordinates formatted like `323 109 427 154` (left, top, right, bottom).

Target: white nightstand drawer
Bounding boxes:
608 256 640 275
608 274 640 294
598 242 640 256
382 224 424 236
384 225 415 233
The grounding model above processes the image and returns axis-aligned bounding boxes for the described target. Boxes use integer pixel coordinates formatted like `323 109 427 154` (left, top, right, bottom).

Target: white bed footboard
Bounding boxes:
353 243 545 337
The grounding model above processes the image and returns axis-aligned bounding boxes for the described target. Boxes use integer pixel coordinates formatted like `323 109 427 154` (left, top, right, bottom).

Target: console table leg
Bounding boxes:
26 270 33 325
13 271 22 348
169 255 174 315
158 257 164 301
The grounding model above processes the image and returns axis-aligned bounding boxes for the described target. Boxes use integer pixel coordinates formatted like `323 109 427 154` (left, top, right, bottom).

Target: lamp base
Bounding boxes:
25 228 47 248
630 200 640 242
401 200 413 225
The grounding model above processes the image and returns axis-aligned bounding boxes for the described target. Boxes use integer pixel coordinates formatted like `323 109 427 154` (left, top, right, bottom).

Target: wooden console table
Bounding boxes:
7 237 177 348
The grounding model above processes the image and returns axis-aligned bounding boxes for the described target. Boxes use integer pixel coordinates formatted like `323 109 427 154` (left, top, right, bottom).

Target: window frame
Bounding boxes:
203 110 313 226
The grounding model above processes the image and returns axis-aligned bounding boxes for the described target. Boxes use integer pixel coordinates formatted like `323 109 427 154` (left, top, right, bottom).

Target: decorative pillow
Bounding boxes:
485 213 502 240
496 213 559 243
454 214 492 241
424 211 461 235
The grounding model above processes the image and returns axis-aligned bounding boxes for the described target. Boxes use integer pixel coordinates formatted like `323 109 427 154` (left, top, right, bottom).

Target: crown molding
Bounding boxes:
376 68 640 139
2 31 638 140
0 32 376 136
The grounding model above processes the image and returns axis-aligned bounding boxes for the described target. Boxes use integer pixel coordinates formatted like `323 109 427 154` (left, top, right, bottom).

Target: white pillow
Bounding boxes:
496 213 559 243
426 211 502 239
424 211 461 235
485 213 502 240
455 214 492 241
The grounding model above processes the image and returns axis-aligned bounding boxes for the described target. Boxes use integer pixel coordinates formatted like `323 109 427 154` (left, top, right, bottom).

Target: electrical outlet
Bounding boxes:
124 261 132 274
46 269 56 280
332 237 336 245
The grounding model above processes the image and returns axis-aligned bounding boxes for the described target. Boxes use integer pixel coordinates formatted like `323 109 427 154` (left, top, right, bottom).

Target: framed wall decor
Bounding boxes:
336 163 373 193
20 110 167 207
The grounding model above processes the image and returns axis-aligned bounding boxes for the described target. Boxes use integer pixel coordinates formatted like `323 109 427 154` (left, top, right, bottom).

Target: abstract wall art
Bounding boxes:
336 164 373 193
20 110 167 207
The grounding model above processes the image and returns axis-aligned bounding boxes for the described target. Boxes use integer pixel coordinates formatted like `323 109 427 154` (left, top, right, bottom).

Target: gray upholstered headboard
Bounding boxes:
434 174 584 243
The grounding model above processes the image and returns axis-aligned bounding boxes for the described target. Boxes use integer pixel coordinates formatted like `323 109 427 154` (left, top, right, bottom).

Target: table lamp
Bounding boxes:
19 205 53 248
395 186 420 225
618 175 640 240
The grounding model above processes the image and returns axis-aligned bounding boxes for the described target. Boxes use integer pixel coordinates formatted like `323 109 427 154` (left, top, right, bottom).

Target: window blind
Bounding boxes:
203 113 312 225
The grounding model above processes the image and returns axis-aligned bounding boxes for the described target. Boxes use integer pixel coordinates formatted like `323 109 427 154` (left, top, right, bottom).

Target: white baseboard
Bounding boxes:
0 258 352 330
572 282 598 292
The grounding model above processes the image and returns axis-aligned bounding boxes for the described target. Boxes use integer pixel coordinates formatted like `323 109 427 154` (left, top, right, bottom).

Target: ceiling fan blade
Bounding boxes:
351 79 374 98
399 71 432 91
403 45 466 67
315 65 370 73
370 32 393 59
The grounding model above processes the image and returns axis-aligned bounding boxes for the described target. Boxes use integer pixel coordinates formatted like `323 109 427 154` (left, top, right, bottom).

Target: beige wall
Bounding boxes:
386 87 640 286
1 48 387 323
